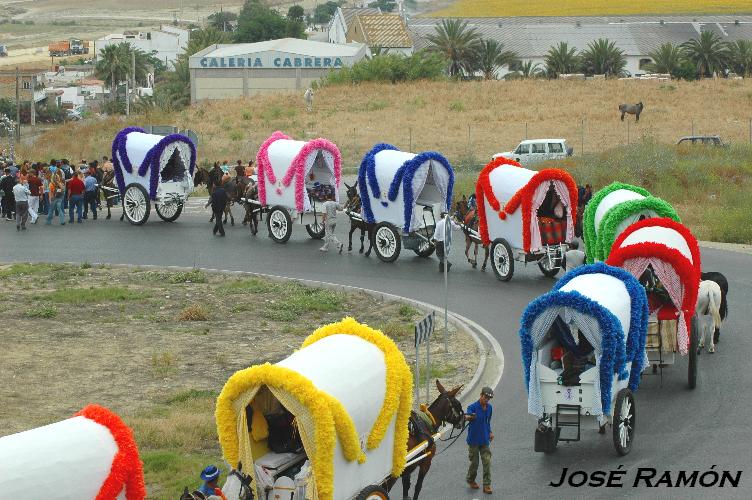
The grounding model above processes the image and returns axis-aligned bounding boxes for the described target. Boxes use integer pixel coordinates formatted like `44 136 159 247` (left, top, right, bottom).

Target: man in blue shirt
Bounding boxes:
466 386 494 494
83 170 98 220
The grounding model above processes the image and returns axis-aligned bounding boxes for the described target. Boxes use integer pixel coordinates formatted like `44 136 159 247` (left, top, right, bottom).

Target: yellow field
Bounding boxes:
431 0 752 17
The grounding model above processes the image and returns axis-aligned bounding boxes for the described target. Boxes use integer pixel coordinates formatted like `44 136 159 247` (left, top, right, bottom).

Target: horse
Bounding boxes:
221 467 254 500
387 380 465 500
701 271 729 344
221 176 250 226
453 199 489 271
695 280 723 354
193 166 210 189
304 87 314 112
99 169 119 220
343 181 374 256
619 102 644 122
241 180 260 236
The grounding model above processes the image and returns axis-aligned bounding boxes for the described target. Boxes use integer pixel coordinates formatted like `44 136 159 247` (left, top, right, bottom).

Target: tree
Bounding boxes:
579 38 626 77
368 0 396 13
287 5 305 24
544 42 579 78
646 42 684 75
186 27 233 56
207 11 238 32
235 0 306 43
508 60 544 79
681 31 729 78
95 43 151 101
425 19 482 77
727 39 752 77
475 39 517 80
314 2 342 24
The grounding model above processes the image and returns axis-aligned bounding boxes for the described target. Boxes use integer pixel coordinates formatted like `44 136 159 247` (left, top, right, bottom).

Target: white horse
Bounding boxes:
221 468 253 500
304 87 314 112
695 280 723 353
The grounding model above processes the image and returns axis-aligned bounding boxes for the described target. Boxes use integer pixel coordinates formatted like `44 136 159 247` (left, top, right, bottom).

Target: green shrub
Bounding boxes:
24 305 58 318
45 286 143 304
324 51 446 85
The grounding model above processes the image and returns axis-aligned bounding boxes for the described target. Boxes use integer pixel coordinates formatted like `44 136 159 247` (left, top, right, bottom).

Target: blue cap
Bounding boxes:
200 465 220 482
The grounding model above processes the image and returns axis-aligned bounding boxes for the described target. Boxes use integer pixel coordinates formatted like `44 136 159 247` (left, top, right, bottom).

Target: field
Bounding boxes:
0 263 477 499
432 0 752 17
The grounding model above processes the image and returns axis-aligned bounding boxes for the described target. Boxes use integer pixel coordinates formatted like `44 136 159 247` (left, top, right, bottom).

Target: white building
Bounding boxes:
189 38 368 102
95 25 190 69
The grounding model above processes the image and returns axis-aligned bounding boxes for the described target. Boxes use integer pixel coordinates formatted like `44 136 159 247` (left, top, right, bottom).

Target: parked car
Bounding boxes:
676 135 724 146
492 139 573 166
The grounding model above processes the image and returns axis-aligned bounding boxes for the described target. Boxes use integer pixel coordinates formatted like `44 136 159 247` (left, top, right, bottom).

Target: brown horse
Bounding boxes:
242 180 260 236
99 169 119 220
220 176 250 226
387 380 465 500
454 199 490 271
619 101 644 122
343 181 374 256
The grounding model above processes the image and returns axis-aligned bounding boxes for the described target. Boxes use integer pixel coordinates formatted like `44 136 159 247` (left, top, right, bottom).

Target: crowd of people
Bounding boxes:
0 156 116 230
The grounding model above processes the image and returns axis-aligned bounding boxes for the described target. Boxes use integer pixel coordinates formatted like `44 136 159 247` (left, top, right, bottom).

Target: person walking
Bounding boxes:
46 169 66 225
0 167 15 220
40 167 50 215
26 169 42 223
206 182 228 236
67 171 85 224
83 170 98 220
432 212 460 272
12 179 31 231
465 386 494 495
60 159 73 210
320 193 344 253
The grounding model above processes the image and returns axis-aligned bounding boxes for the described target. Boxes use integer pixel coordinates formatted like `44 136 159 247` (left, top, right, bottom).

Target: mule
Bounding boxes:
242 181 260 236
343 181 374 256
221 176 250 226
454 199 489 270
386 380 465 500
696 280 723 354
619 102 644 122
701 271 729 344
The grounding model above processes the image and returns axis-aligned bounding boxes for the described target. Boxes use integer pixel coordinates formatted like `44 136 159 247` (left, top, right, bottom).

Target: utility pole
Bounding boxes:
15 67 21 143
30 75 36 127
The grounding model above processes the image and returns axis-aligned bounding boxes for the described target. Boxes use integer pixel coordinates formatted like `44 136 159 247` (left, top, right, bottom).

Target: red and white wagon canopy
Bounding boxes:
476 158 578 252
606 218 701 355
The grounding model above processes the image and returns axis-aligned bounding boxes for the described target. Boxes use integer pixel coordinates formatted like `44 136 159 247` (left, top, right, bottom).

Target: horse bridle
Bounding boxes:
432 392 465 430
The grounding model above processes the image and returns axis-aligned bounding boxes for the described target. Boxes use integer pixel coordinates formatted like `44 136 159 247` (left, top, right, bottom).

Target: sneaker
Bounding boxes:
467 481 479 490
483 485 492 494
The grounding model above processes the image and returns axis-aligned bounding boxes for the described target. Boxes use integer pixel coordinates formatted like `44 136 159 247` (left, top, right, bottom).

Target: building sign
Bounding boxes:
199 56 344 69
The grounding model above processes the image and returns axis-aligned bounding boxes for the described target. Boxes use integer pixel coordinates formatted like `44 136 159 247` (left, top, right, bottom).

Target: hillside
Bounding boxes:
431 0 752 17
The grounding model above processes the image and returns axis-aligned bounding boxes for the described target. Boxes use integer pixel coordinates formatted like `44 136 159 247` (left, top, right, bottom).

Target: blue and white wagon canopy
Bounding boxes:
358 144 454 233
519 263 648 417
112 127 196 200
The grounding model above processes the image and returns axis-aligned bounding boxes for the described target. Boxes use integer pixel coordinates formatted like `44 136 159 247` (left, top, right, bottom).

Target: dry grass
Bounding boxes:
177 303 210 321
432 0 752 17
19 79 752 172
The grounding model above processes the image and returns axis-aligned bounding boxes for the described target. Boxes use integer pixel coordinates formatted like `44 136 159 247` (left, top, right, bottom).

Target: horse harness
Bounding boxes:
409 405 438 450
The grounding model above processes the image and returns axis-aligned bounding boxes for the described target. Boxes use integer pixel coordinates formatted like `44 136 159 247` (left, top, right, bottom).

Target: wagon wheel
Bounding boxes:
612 388 635 456
266 206 293 243
538 254 560 278
123 183 150 225
305 218 325 239
155 202 183 222
413 236 435 257
688 314 699 389
355 485 389 500
373 222 401 263
490 238 514 281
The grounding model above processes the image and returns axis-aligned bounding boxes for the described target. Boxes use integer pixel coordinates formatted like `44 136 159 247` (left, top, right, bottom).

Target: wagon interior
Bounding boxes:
242 386 310 499
536 183 568 246
160 147 188 183
305 150 336 205
414 160 445 207
537 316 597 387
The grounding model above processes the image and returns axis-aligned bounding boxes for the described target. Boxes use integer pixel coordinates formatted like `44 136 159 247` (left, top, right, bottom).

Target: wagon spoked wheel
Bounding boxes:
123 183 150 225
267 206 292 243
688 314 699 389
490 238 514 281
538 254 560 278
373 222 401 262
613 388 635 456
155 202 183 222
305 219 325 239
413 236 435 257
355 485 389 500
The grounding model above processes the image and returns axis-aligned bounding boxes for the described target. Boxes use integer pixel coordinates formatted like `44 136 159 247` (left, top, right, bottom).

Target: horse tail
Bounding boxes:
708 286 722 331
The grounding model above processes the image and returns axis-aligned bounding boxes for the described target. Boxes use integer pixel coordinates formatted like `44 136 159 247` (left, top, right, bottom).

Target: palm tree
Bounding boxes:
96 44 129 101
579 38 626 77
185 27 233 57
425 19 482 77
681 31 729 78
519 60 543 78
647 42 684 75
544 42 579 78
475 39 518 80
728 39 752 77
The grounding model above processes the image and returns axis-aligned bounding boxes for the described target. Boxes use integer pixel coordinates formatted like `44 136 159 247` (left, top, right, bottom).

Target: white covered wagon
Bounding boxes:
520 263 648 455
0 404 146 499
216 318 414 500
357 143 454 262
582 182 679 263
606 217 702 388
112 126 196 225
476 157 578 281
255 131 342 243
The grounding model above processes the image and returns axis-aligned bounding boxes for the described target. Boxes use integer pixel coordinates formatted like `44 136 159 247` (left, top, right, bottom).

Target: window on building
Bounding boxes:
639 58 652 70
22 80 31 90
508 60 523 72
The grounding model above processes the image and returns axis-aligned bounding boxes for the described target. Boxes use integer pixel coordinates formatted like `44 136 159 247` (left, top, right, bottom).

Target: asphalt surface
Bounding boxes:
2 199 750 499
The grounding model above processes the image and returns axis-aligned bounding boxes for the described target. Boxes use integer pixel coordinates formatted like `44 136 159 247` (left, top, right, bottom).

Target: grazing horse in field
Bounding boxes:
343 181 374 256
387 380 465 500
304 88 314 112
619 102 644 121
454 199 489 271
701 271 729 344
696 280 723 353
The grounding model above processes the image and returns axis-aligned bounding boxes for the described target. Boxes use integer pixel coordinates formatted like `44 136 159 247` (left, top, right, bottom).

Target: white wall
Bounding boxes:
329 10 348 44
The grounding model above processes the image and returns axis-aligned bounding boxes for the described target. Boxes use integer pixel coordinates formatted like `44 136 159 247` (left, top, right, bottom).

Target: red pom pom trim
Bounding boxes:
75 404 146 500
476 158 578 251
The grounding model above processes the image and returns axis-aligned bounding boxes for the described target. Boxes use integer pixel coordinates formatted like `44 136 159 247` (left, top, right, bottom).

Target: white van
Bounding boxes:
493 139 573 166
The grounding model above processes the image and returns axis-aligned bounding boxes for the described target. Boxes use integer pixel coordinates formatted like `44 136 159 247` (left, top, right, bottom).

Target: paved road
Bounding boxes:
2 203 750 499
